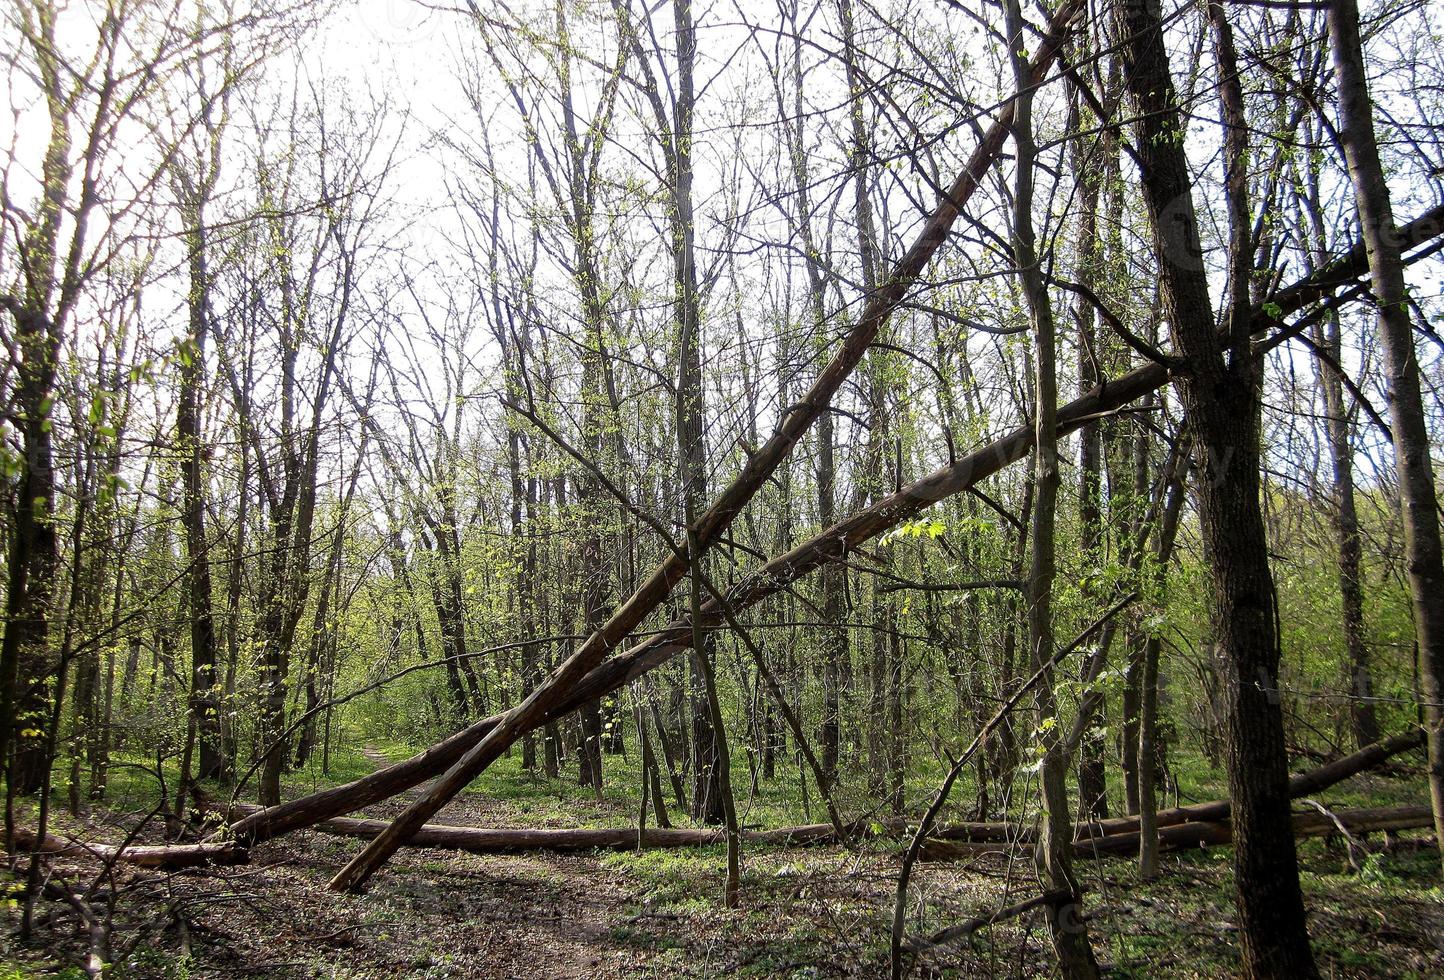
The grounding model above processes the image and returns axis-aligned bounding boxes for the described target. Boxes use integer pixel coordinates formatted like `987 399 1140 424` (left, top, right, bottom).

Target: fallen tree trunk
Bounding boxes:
1068 730 1426 841
211 801 840 852
226 206 1444 850
908 806 1432 952
213 732 1422 857
213 800 1436 862
927 732 1426 847
1078 804 1435 857
919 805 1435 861
9 828 245 869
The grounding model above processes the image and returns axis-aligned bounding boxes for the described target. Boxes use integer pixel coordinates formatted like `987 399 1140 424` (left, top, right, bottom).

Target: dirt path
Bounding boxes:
311 745 627 977
23 794 1444 978
360 744 419 796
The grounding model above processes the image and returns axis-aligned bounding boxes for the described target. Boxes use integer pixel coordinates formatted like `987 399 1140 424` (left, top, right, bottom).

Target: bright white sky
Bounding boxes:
6 0 1444 506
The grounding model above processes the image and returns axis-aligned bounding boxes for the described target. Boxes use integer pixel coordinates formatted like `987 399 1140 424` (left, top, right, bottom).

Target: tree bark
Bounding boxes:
1297 148 1380 750
1006 0 1099 972
0 1 70 796
1327 0 1444 872
1113 0 1318 972
177 213 227 783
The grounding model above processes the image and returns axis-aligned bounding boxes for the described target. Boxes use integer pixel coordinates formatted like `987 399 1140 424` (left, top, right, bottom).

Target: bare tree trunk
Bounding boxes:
1004 1 1099 972
1070 88 1110 823
1294 134 1380 749
296 497 353 770
1138 447 1188 878
837 0 901 814
771 2 849 791
177 197 227 783
0 8 68 794
1327 0 1444 871
662 0 735 889
1113 0 1319 973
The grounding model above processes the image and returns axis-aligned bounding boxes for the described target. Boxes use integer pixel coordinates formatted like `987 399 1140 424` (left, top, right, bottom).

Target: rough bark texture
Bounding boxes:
1006 0 1097 971
1113 0 1319 973
0 1 69 795
178 206 226 783
1299 164 1380 750
10 829 245 869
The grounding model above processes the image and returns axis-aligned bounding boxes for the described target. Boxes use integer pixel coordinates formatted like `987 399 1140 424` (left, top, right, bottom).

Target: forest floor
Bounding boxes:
4 745 1443 979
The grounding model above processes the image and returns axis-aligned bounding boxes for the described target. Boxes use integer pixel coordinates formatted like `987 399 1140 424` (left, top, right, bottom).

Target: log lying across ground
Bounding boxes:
8 828 245 869
212 733 1426 858
23 734 1418 871
27 794 1430 872
1084 804 1433 857
226 206 1444 850
211 801 841 851
919 805 1435 861
209 799 1433 862
1075 730 1427 840
930 730 1427 845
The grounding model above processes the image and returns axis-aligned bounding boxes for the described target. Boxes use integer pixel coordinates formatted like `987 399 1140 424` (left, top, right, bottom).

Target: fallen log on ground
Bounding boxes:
1079 804 1435 857
208 731 1423 858
212 801 1436 862
210 801 842 851
918 805 1435 861
224 205 1444 851
922 731 1427 846
908 803 1431 953
9 828 246 869
1070 730 1427 841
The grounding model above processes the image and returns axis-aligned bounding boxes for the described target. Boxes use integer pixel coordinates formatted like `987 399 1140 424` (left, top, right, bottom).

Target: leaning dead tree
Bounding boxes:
223 0 1080 847
218 198 1444 854
320 0 1090 893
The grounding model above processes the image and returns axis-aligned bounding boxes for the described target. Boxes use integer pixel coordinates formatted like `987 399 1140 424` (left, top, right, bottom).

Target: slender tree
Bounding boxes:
1328 0 1444 870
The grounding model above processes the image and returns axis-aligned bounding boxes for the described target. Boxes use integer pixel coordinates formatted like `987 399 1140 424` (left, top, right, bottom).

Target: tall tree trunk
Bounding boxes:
838 0 899 814
0 12 70 794
786 14 847 788
1327 0 1444 869
1138 442 1188 878
1293 117 1377 748
659 0 730 840
1114 0 1319 973
178 204 227 782
1005 0 1099 973
1070 88 1109 822
1308 296 1379 749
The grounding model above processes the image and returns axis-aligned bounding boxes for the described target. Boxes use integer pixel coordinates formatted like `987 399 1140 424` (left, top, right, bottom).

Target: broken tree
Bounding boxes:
219 205 1444 854
322 0 1089 893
